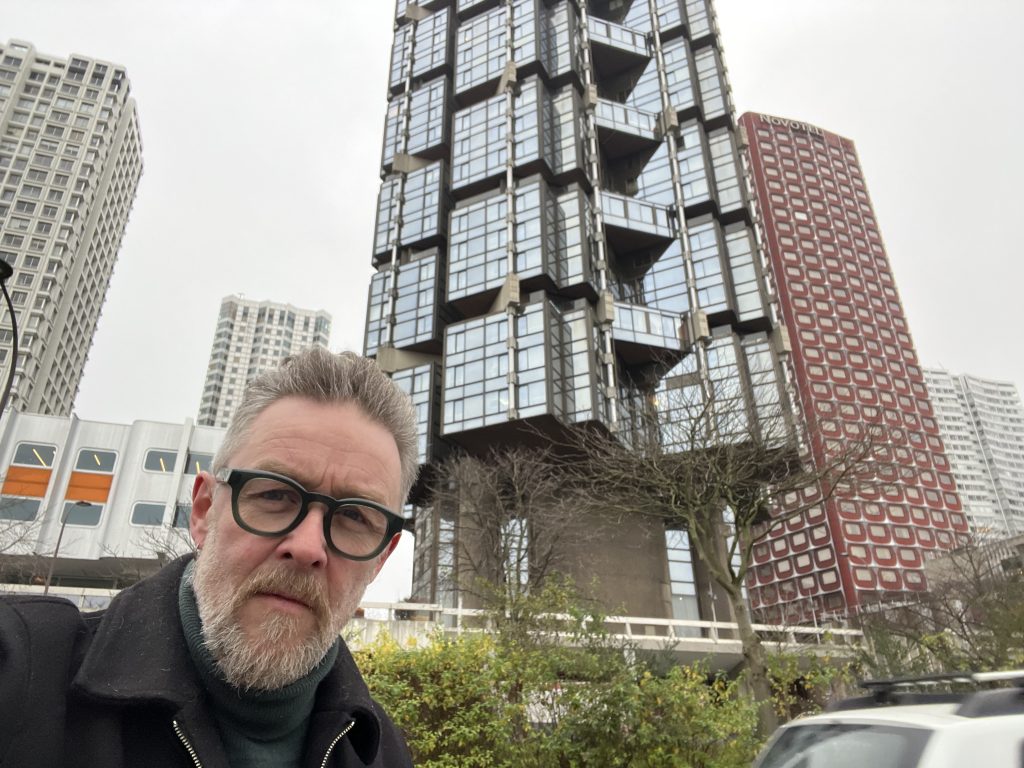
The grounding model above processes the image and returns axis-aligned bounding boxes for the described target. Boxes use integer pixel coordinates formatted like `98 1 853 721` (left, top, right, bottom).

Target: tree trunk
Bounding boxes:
727 586 779 738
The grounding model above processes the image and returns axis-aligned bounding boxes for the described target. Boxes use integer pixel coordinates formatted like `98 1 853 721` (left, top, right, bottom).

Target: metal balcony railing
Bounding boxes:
599 190 674 240
587 16 649 57
594 99 659 140
612 301 681 352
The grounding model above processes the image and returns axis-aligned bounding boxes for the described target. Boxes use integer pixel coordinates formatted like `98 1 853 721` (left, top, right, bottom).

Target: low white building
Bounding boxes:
0 409 223 588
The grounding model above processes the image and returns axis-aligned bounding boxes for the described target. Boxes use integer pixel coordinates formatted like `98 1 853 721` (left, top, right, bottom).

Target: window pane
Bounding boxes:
75 449 116 472
144 449 177 473
0 497 41 520
12 442 55 467
131 502 165 526
173 503 191 528
64 500 102 526
184 451 213 475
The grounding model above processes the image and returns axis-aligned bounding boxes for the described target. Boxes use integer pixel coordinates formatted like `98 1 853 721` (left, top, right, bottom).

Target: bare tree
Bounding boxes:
429 445 610 624
0 517 38 556
554 383 881 736
0 495 46 588
858 535 1024 676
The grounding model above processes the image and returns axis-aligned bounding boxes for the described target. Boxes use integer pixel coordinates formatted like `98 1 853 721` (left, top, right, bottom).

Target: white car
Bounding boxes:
754 672 1024 768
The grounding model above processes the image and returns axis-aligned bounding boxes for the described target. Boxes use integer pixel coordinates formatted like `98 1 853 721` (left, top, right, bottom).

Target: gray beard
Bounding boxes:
191 536 367 691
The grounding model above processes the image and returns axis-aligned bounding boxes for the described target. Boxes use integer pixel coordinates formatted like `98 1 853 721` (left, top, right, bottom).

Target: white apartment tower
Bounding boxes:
198 295 331 427
924 368 1024 537
0 40 143 415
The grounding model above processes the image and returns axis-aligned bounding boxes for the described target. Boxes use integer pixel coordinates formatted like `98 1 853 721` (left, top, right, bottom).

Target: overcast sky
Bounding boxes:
4 0 1023 600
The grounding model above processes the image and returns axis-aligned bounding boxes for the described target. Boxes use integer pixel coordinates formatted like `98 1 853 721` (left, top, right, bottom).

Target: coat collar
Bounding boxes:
71 555 384 765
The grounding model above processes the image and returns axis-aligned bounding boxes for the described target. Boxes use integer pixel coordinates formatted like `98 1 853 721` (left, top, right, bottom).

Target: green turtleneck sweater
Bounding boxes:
178 562 340 768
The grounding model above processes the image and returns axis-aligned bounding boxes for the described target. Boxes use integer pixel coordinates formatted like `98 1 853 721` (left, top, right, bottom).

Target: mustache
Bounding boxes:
237 568 331 622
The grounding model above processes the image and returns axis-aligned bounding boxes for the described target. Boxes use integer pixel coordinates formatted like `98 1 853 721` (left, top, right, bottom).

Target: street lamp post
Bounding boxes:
0 257 19 415
42 500 91 595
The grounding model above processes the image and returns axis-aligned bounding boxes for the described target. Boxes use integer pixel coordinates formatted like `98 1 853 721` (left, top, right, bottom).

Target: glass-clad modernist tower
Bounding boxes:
739 112 969 620
365 0 790 619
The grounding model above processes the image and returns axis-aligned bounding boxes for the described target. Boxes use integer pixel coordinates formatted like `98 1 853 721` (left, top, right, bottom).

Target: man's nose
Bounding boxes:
278 503 329 568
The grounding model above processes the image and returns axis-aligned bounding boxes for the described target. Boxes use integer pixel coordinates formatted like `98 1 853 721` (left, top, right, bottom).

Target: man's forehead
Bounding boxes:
226 398 402 502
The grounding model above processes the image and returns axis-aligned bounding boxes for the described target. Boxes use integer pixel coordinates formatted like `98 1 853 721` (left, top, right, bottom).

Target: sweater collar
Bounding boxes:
70 555 384 765
177 560 339 740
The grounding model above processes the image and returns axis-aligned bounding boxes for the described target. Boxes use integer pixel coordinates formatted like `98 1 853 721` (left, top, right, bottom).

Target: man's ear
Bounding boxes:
190 471 216 550
372 532 402 578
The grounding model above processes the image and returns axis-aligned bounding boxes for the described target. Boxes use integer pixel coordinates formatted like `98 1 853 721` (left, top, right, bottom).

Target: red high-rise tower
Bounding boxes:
738 112 969 620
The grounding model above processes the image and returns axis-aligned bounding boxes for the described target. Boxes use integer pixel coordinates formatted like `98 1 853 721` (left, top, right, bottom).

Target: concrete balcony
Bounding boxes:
599 190 675 268
611 301 684 367
594 99 660 160
587 16 650 80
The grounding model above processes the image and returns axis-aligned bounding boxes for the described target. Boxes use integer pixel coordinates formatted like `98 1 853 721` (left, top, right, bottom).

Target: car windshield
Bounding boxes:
756 722 932 768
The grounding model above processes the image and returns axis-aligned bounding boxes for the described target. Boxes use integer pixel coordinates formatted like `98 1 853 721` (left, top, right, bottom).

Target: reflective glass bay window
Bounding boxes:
685 0 713 41
724 224 766 322
665 528 700 627
365 251 443 357
455 6 513 95
381 78 447 169
694 46 728 122
391 7 451 91
443 312 510 433
688 216 728 313
393 253 442 351
677 121 712 209
401 162 446 245
454 1 575 96
708 128 744 215
515 303 549 419
447 191 508 302
391 363 442 464
448 178 594 305
652 328 773 448
364 267 393 356
451 94 507 190
550 302 603 424
372 161 445 259
600 190 674 240
442 300 603 434
451 78 580 192
742 332 786 442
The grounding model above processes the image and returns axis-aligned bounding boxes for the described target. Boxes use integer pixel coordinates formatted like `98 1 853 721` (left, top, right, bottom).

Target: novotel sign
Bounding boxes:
758 114 825 137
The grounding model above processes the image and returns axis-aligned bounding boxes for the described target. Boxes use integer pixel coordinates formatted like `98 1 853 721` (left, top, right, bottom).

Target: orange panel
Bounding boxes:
65 471 114 503
2 466 53 498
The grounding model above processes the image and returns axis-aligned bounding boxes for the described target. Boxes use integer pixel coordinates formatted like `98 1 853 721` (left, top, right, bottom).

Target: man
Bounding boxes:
0 348 417 767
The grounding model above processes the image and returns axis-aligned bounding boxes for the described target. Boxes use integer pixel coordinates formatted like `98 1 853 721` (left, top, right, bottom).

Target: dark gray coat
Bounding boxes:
0 557 412 767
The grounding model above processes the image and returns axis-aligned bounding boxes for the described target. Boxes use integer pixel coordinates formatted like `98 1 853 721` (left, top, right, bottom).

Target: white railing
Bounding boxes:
2 585 863 656
349 602 863 653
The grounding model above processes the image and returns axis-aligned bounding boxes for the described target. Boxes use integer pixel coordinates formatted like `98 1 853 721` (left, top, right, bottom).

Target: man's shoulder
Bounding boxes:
0 594 94 676
0 593 89 633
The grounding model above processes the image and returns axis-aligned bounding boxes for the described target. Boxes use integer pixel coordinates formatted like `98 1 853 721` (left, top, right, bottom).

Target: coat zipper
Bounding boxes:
320 719 356 768
172 719 203 768
172 716 354 768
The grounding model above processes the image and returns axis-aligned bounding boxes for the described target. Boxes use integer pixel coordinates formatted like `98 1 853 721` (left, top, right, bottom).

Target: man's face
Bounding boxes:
189 396 403 690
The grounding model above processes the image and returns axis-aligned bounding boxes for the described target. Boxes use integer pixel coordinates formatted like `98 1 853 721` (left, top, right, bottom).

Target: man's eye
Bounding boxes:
340 505 369 526
260 489 291 502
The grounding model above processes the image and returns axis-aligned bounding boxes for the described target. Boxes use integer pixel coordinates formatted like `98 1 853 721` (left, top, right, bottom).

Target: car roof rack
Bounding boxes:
824 670 1024 712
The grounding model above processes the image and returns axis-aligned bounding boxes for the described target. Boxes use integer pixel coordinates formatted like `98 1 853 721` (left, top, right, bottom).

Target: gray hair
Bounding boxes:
213 347 419 504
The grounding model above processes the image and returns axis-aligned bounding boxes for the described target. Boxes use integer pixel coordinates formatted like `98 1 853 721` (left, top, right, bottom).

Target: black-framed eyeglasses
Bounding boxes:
214 468 403 561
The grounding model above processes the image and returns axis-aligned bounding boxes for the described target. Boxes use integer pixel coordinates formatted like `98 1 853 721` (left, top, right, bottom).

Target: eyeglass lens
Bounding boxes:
236 475 390 557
